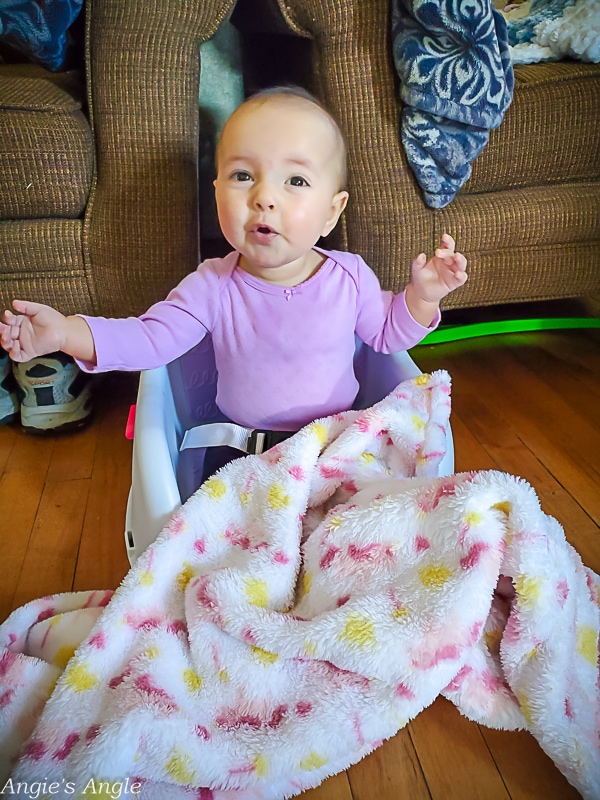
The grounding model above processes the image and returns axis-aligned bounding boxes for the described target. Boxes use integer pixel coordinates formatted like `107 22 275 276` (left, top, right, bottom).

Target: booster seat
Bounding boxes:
124 339 455 563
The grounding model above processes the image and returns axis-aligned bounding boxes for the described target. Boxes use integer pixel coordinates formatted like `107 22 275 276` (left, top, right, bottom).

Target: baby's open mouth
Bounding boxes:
255 225 275 235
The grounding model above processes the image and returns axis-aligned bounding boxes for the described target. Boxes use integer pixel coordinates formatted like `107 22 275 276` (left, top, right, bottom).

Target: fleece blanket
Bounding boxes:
501 0 600 64
0 0 84 71
391 0 514 208
1 371 599 799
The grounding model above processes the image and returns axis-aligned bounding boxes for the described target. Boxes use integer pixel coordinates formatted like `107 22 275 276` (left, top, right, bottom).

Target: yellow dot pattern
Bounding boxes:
299 752 328 771
165 747 196 784
244 577 269 608
415 374 429 386
176 562 194 592
253 753 269 777
303 639 317 656
393 606 409 622
576 626 598 666
64 663 98 693
268 483 289 509
515 574 543 608
250 645 279 664
202 477 227 500
301 571 312 597
419 564 452 590
310 423 328 447
517 691 533 725
411 415 425 432
183 669 203 693
53 645 76 669
139 570 154 587
339 612 376 650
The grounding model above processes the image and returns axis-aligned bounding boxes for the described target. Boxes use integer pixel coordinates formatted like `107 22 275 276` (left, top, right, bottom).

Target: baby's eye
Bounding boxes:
231 171 252 182
287 176 309 187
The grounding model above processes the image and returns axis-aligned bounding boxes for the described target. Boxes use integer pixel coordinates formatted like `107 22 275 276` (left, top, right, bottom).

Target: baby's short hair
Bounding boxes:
224 85 348 191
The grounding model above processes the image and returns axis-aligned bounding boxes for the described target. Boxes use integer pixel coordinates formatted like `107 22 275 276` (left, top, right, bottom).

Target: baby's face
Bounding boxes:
214 96 348 283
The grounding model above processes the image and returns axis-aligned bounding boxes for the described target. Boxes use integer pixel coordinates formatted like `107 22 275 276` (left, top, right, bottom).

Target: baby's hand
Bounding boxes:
0 300 67 362
411 234 468 305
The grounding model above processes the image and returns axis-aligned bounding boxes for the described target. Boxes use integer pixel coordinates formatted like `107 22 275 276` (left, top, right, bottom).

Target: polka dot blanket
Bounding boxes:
1 372 598 799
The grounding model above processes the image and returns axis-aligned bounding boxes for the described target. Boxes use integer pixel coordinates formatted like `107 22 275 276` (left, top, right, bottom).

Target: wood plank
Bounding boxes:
46 421 98 482
449 411 499 474
539 330 600 380
408 698 510 800
462 343 600 478
451 389 600 571
72 376 134 592
299 771 354 800
0 431 54 619
2 428 54 478
10 478 90 610
480 728 582 800
348 729 431 800
0 469 45 621
510 339 600 432
0 424 16 477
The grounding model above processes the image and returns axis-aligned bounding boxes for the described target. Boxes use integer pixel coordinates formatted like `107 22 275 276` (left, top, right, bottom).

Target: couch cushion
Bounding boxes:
0 219 93 314
0 63 93 220
466 62 600 194
435 182 600 308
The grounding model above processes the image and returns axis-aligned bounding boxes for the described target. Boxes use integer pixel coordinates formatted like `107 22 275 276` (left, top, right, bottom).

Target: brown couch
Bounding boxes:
1 0 599 319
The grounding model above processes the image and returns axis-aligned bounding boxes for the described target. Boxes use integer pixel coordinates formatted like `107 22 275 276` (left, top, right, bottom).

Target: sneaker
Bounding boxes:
13 352 93 433
0 348 19 425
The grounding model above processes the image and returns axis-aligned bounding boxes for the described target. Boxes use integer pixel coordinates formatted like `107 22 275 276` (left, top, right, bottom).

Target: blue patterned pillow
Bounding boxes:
0 0 84 71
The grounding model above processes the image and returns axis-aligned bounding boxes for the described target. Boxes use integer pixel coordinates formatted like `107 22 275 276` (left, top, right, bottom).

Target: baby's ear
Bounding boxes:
322 191 349 237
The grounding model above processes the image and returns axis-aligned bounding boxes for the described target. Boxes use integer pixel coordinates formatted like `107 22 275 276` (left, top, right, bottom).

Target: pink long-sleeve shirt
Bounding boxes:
79 248 439 430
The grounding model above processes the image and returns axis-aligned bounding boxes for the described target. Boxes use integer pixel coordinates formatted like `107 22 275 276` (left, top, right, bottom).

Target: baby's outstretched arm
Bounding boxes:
0 300 95 363
405 233 468 327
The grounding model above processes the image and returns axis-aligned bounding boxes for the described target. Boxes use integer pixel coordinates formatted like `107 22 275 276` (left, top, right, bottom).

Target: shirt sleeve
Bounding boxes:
75 264 222 373
353 255 440 353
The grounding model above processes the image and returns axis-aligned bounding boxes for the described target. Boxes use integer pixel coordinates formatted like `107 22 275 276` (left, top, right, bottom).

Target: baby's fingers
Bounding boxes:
447 255 468 286
11 299 46 318
440 233 456 253
451 252 468 272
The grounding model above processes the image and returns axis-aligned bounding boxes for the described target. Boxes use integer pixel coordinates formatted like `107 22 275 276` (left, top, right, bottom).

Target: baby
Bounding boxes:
0 87 467 435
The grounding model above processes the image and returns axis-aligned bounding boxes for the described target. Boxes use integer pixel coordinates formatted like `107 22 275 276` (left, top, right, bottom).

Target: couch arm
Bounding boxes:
275 0 434 291
84 0 235 317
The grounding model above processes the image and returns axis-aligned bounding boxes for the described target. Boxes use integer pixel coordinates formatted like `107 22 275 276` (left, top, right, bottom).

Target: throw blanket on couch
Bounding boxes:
1 372 599 799
392 0 514 208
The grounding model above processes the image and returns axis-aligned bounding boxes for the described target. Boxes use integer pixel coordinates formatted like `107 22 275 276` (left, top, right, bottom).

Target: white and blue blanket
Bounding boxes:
502 0 600 65
392 0 514 208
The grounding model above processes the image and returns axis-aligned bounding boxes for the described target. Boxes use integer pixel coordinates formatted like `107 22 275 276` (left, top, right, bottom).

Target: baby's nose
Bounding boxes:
252 183 276 211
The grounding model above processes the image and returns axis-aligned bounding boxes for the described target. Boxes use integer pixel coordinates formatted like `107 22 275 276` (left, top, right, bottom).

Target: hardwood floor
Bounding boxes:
1 323 598 799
